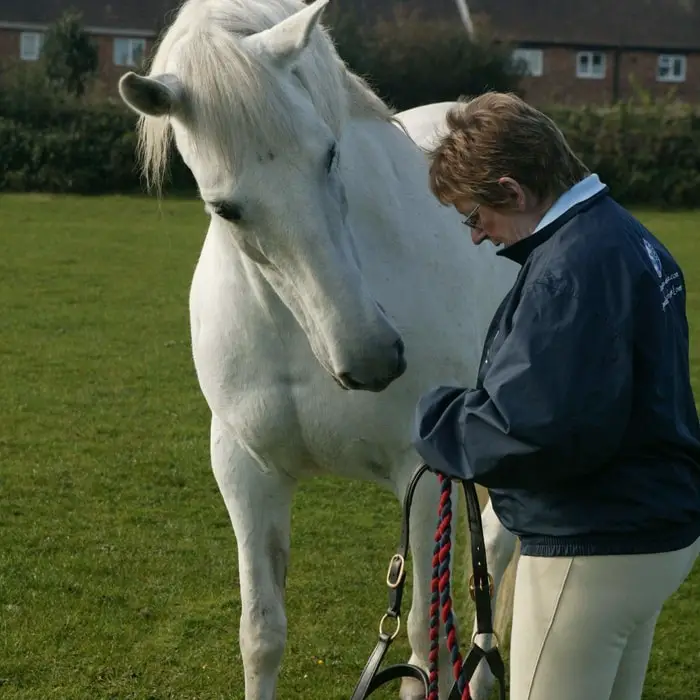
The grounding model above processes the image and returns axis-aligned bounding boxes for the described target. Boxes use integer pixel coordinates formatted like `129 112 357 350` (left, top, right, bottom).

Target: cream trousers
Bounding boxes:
508 536 700 700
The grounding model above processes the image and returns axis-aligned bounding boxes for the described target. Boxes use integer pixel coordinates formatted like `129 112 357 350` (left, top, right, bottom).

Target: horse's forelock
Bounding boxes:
135 0 379 194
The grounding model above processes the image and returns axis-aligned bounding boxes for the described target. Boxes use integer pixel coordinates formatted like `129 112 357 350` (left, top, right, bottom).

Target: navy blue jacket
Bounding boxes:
413 185 700 557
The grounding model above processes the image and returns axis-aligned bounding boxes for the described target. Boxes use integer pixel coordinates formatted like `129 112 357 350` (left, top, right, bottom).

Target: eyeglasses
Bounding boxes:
462 204 480 229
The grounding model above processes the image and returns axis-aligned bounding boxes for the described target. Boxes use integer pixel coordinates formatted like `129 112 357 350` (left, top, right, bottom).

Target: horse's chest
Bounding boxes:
190 293 299 421
190 313 402 484
189 262 351 469
186 231 412 481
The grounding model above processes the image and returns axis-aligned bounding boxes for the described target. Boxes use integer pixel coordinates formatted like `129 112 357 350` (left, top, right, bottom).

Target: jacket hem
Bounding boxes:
518 522 700 557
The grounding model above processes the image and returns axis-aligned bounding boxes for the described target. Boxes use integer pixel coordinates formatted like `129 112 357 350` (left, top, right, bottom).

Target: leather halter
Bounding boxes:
349 463 507 699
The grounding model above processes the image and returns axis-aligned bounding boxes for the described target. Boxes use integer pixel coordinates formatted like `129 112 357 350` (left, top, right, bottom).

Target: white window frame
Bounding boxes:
657 54 686 82
576 51 606 79
113 37 146 67
19 31 43 61
511 48 544 77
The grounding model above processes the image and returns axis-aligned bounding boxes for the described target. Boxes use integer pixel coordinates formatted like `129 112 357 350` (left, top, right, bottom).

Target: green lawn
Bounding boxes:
1 194 698 700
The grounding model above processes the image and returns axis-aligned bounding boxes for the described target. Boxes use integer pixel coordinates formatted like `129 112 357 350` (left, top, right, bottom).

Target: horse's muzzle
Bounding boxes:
334 339 406 392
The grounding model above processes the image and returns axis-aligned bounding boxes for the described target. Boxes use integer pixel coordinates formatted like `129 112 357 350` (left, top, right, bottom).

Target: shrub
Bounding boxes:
545 96 700 208
0 64 193 194
39 9 99 98
2 90 699 206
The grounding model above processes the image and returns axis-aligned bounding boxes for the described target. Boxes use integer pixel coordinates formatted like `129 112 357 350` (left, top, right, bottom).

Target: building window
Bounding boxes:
576 51 606 79
113 37 146 66
20 31 43 61
657 54 686 82
511 48 543 77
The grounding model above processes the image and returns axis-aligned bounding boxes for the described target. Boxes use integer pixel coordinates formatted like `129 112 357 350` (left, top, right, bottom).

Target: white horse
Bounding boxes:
118 0 520 697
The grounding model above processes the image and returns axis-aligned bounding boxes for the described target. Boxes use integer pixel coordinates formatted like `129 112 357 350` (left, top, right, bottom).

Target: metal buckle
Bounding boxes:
468 572 494 600
386 553 405 589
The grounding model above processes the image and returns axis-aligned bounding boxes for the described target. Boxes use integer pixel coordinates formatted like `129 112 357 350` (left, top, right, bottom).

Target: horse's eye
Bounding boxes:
326 143 337 173
212 201 243 223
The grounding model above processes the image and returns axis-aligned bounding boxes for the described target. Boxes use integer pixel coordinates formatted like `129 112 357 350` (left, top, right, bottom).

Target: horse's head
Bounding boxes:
118 0 406 392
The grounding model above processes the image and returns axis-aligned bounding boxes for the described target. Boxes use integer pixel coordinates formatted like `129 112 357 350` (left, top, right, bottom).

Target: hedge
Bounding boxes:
547 100 700 208
0 91 193 194
2 92 699 207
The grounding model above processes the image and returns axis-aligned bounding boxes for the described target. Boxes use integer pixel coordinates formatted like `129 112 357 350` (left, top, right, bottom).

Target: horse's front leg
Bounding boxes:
210 415 295 700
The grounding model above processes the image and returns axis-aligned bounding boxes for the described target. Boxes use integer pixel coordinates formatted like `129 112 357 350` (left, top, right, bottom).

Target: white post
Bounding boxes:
453 0 475 38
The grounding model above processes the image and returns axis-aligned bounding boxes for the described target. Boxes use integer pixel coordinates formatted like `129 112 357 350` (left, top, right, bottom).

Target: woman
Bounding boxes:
411 92 700 700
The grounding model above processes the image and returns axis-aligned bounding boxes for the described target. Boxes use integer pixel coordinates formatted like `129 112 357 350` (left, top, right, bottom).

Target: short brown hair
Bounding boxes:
428 92 590 209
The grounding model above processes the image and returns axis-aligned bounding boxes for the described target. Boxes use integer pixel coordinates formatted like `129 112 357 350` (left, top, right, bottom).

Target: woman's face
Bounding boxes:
454 201 520 247
453 178 554 248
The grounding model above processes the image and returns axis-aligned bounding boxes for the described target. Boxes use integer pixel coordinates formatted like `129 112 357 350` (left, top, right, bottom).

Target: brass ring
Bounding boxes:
379 613 401 641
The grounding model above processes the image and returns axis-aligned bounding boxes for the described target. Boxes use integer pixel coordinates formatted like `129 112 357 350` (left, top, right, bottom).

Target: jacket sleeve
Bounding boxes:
411 279 633 489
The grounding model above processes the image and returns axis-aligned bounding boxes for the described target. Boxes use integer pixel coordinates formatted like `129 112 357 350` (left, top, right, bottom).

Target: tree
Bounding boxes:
326 5 524 112
40 9 98 97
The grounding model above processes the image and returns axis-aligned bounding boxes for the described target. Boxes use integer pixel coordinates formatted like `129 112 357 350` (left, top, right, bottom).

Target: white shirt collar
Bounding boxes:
532 173 607 234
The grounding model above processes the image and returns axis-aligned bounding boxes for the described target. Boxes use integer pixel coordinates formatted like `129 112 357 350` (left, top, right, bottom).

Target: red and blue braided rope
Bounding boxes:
428 474 470 700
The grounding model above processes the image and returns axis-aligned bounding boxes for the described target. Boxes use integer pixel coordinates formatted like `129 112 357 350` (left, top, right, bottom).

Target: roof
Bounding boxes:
457 0 700 51
3 0 699 50
331 0 700 51
330 0 467 25
0 0 468 38
0 0 181 35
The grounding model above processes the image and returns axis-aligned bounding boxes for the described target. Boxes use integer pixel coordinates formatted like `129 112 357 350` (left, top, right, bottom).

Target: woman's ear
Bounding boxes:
497 176 528 211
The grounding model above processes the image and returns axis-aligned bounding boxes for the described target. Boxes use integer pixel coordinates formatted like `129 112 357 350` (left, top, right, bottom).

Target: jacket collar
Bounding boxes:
497 174 609 266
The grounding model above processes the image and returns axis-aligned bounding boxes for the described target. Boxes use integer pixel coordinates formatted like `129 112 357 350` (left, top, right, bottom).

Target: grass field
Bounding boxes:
1 194 698 700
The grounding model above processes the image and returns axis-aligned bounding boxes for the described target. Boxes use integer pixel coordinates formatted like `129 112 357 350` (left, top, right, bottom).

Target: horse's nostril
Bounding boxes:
395 344 407 377
394 338 405 358
338 372 365 390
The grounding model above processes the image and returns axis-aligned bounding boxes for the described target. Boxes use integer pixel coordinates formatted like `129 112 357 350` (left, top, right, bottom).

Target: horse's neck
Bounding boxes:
340 115 466 266
339 112 519 342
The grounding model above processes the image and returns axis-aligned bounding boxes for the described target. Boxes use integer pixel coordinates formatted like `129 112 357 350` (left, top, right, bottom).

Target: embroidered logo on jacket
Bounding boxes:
643 239 663 278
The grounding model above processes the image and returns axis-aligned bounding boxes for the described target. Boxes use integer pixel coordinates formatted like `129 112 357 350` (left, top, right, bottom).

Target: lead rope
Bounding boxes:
428 474 471 700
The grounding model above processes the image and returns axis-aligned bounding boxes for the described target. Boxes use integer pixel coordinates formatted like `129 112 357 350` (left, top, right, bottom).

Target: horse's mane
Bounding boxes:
136 0 395 192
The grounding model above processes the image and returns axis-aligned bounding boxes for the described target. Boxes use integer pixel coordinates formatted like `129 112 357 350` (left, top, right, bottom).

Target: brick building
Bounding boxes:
0 0 178 93
456 0 700 105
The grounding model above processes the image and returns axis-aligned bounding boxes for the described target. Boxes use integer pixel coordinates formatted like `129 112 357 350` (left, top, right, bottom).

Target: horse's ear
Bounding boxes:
118 72 184 117
243 0 329 69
